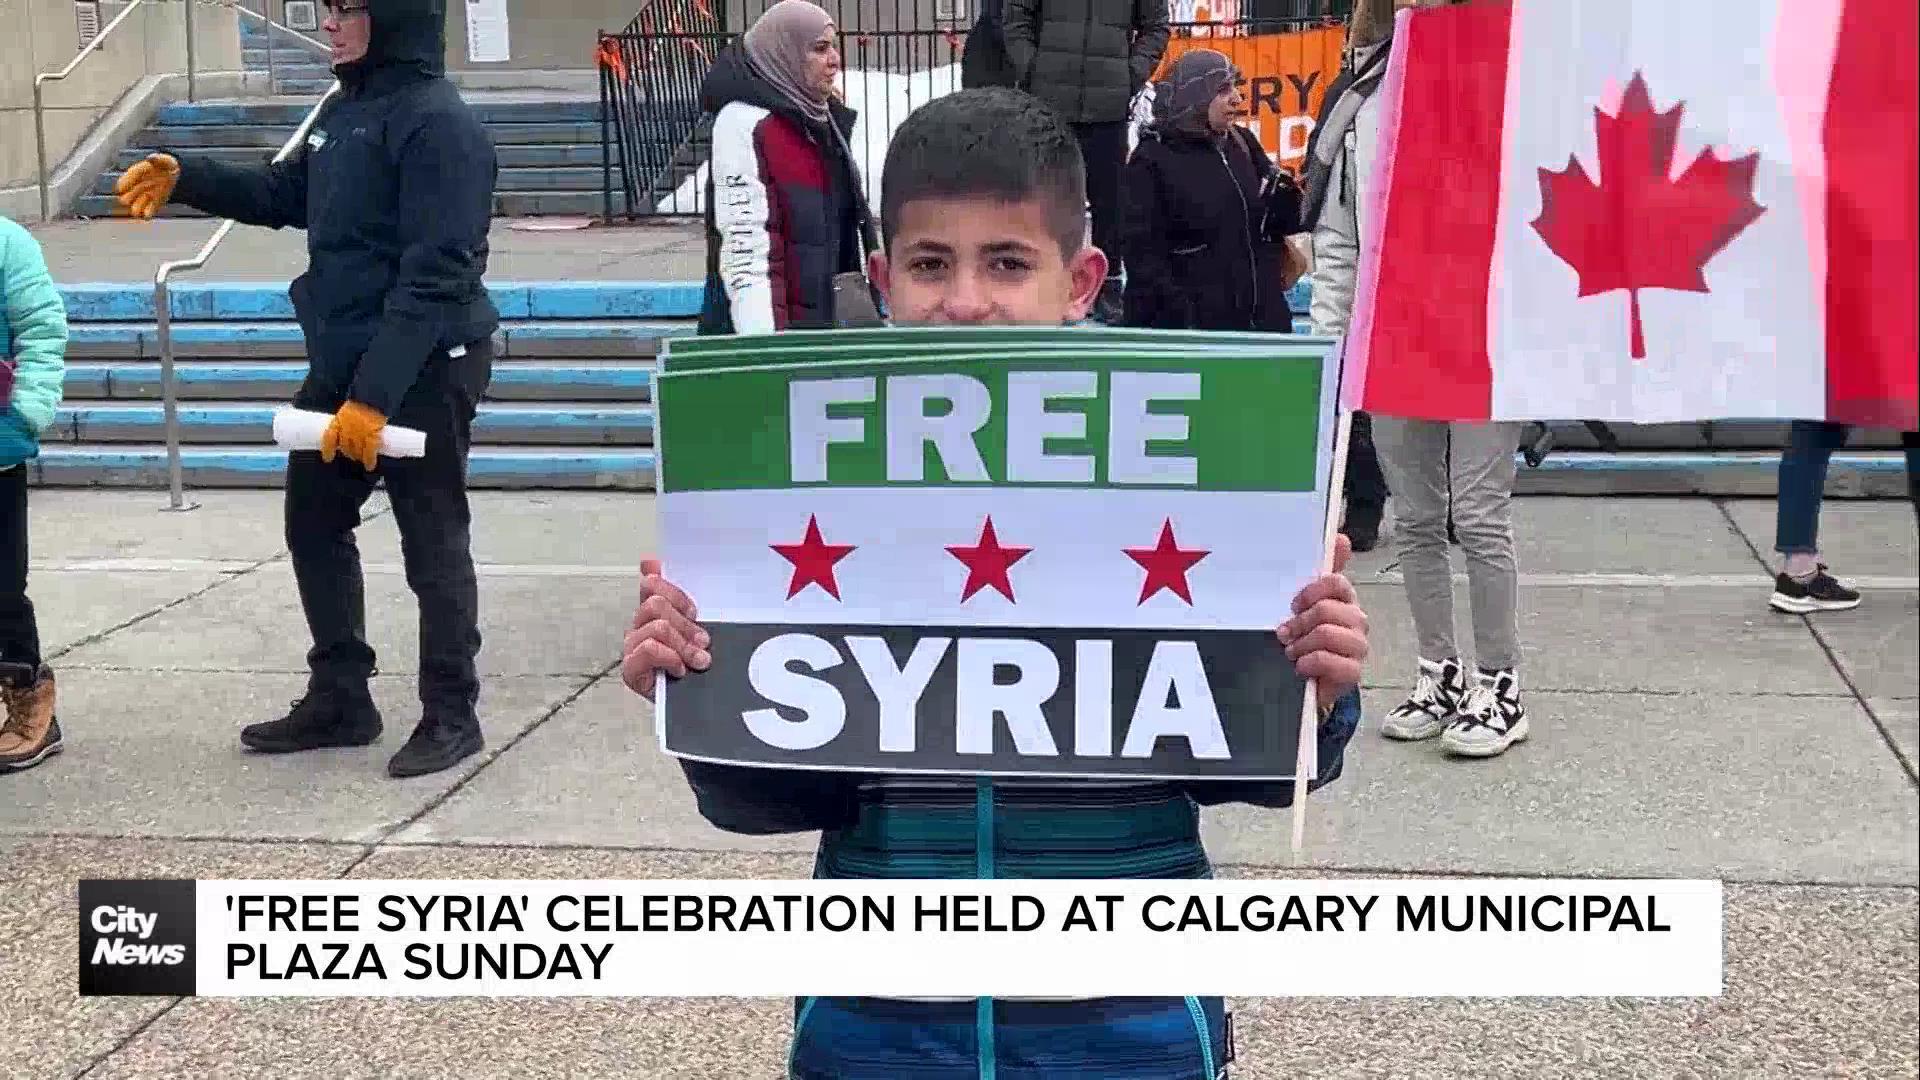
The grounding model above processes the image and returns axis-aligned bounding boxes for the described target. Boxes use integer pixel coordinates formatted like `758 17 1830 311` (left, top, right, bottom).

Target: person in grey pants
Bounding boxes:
1304 0 1528 758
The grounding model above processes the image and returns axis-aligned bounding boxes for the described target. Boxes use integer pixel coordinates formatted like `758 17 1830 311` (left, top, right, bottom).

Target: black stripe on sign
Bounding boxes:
660 623 1306 781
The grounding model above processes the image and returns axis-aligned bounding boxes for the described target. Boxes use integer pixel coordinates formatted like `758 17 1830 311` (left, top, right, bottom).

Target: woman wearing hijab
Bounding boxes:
1117 48 1299 333
696 0 878 335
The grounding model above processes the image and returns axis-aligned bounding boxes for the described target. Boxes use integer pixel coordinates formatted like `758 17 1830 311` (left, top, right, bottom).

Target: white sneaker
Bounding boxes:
1442 668 1529 757
1380 658 1467 741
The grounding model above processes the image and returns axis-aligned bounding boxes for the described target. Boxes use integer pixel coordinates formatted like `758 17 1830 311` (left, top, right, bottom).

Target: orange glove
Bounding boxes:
319 401 389 471
114 154 181 220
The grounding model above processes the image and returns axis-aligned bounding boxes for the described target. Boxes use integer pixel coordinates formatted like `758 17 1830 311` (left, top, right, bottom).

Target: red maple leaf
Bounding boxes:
1530 72 1766 359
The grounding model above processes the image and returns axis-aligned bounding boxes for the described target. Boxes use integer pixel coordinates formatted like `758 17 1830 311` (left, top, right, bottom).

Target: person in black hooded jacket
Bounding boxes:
696 0 878 336
115 0 500 780
1118 49 1296 333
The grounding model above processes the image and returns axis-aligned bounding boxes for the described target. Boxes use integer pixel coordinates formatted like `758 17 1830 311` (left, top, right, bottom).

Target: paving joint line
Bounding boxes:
336 663 621 878
1211 860 1920 892
52 665 607 679
45 502 398 665
10 831 1913 892
71 1000 189 1079
1715 498 1919 786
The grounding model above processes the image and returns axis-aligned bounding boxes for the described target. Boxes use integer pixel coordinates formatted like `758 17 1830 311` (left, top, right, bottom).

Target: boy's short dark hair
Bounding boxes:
879 87 1088 258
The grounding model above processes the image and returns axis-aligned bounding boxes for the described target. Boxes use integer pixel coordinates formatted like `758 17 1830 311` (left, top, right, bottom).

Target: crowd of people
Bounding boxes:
0 0 1911 1074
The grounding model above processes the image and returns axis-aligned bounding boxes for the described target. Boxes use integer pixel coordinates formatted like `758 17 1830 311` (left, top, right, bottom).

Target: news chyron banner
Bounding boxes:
651 327 1339 782
79 879 1726 998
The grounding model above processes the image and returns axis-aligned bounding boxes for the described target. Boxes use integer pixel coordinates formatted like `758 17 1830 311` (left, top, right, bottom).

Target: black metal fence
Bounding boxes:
598 0 1348 220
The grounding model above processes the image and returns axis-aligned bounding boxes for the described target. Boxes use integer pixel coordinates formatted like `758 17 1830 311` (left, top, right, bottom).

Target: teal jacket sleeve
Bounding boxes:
0 218 70 434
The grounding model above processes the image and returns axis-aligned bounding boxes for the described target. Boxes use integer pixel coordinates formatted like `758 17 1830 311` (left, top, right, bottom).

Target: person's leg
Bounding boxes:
1342 409 1388 551
1074 120 1128 320
1437 421 1528 758
0 463 59 772
1371 416 1468 739
240 446 384 752
1769 420 1860 613
0 464 41 671
381 342 490 779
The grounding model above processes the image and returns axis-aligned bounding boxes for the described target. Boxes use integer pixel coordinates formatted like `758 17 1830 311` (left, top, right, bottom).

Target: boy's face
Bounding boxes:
870 196 1108 326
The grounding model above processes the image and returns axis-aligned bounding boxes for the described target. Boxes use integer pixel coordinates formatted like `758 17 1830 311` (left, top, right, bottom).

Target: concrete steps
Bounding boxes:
71 98 620 220
238 15 339 96
38 282 679 490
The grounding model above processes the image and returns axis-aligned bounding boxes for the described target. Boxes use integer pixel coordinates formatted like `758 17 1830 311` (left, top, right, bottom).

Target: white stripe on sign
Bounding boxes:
1490 0 1829 422
659 487 1328 631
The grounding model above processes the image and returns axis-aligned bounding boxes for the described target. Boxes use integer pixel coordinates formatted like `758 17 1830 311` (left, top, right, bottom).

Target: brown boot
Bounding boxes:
0 663 61 772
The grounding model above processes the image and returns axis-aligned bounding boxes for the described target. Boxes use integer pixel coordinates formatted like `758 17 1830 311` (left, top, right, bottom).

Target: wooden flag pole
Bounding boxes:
1292 320 1359 859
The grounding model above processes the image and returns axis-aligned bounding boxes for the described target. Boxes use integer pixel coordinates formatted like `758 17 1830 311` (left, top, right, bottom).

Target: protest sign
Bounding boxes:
651 328 1341 782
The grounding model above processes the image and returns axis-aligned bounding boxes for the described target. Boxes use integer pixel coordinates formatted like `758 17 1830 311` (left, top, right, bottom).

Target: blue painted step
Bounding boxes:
63 361 654 402
70 189 635 220
128 121 609 148
94 165 622 196
152 100 604 126
113 143 618 169
65 319 683 359
34 446 656 489
51 402 653 445
57 282 703 322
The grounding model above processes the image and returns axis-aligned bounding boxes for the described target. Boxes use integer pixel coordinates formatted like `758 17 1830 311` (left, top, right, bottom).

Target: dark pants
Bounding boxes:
1346 409 1388 514
0 464 40 670
1074 121 1128 285
285 341 492 724
1775 420 1920 553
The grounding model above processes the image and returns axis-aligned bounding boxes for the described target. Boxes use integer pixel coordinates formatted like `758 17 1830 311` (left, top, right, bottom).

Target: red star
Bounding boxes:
770 515 856 600
1124 518 1209 605
946 516 1032 602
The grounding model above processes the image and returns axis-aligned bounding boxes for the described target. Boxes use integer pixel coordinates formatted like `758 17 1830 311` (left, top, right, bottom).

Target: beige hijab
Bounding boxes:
743 0 835 126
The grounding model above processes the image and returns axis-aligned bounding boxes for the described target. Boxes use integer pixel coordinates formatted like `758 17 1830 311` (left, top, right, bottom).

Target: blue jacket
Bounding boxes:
0 217 70 469
163 0 498 417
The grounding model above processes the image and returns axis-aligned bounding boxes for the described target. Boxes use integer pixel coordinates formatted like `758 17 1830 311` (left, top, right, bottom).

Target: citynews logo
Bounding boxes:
90 906 185 966
78 880 198 997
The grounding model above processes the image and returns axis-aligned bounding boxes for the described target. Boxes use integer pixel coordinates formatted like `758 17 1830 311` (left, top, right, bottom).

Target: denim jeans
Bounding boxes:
1775 421 1920 554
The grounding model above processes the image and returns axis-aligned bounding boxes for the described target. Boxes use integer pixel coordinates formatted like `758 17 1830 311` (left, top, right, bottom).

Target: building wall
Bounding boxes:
441 0 636 73
0 0 241 194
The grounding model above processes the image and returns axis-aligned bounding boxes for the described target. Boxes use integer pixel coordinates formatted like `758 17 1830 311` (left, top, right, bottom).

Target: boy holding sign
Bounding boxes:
625 88 1369 1079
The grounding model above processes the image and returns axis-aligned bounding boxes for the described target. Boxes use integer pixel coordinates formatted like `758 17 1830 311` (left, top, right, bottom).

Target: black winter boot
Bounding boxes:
386 715 483 778
241 685 383 753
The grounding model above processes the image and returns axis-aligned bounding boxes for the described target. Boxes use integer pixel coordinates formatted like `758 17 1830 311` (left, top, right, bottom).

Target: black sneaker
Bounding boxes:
1768 569 1861 613
241 689 383 753
386 720 483 779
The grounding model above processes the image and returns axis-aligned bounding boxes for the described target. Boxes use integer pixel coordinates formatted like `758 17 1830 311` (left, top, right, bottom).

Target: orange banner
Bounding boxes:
1154 25 1347 171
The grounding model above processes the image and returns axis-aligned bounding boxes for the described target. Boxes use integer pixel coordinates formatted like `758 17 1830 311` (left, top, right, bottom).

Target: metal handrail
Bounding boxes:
33 0 154 222
152 82 341 511
228 1 334 59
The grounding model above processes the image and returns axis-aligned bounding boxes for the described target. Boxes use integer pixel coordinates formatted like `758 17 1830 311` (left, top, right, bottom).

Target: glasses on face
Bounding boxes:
324 1 371 15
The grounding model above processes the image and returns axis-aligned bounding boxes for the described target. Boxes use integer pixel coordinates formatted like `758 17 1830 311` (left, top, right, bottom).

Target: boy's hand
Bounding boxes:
622 558 711 701
1276 533 1370 705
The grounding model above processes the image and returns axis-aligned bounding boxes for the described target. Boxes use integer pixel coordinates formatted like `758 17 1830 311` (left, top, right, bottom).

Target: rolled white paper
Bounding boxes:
271 407 428 458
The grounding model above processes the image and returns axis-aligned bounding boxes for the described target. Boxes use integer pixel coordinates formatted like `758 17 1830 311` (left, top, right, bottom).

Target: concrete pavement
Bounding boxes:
2 492 1915 1078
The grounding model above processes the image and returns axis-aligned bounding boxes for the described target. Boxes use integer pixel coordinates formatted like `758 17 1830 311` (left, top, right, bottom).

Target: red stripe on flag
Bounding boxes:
1824 0 1919 430
1349 2 1514 421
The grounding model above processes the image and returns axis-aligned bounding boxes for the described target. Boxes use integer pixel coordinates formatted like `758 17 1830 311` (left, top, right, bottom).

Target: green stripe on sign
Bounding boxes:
660 326 1337 374
656 351 1321 493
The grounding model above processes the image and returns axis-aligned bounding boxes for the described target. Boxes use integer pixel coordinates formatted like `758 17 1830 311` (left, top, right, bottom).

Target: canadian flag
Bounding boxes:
1344 0 1918 430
